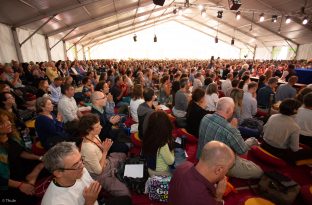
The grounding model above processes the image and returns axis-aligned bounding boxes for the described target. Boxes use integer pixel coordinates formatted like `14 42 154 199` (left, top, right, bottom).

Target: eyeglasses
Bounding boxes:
58 158 84 171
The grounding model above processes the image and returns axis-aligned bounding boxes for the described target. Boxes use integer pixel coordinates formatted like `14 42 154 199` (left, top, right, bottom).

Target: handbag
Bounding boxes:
145 175 171 202
258 172 300 205
115 156 149 194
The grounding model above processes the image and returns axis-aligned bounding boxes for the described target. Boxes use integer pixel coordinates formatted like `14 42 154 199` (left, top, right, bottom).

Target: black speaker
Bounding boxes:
228 0 241 10
153 0 165 6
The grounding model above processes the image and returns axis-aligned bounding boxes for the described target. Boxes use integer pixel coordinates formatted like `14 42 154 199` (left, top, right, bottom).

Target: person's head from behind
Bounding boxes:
204 77 213 86
91 91 107 108
303 93 312 109
143 87 155 102
206 83 218 95
247 82 258 94
258 75 266 84
0 92 15 109
231 79 239 88
267 77 278 89
179 77 189 90
296 87 312 103
230 88 243 108
132 84 143 100
288 76 298 86
36 96 53 113
43 142 84 182
216 97 235 120
197 141 235 183
192 88 206 109
142 111 174 156
61 84 75 97
226 73 233 80
78 113 102 138
279 98 301 116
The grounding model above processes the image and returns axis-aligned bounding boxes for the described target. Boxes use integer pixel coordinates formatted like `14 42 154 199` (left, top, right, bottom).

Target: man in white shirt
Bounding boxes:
221 73 233 94
42 142 100 205
49 77 63 104
58 84 82 123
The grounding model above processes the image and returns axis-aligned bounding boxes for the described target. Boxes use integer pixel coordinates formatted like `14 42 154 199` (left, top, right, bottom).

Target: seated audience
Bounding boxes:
35 97 70 150
230 88 244 122
41 142 131 205
129 84 144 122
225 79 239 97
79 114 130 197
49 77 63 104
142 111 175 176
241 82 258 122
296 93 312 147
197 97 263 179
58 84 82 123
221 73 233 95
172 78 191 118
295 87 312 104
0 110 44 204
262 99 312 163
90 91 129 153
275 76 298 101
205 83 219 113
110 75 129 108
168 141 235 205
137 88 156 140
186 88 208 137
36 79 50 98
257 77 278 111
158 75 171 105
82 77 94 103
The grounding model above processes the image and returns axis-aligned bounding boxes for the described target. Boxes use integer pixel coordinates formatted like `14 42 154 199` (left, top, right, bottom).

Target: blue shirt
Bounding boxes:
257 86 275 109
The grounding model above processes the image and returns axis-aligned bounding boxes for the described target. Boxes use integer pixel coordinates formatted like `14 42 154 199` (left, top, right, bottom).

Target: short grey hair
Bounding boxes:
90 91 102 104
43 142 78 173
216 97 234 112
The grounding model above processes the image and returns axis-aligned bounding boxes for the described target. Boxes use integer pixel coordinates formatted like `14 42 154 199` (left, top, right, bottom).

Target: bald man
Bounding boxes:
197 97 263 179
168 141 235 205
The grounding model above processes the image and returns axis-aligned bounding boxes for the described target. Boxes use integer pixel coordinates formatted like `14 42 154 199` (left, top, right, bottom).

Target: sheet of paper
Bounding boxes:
175 137 182 144
159 104 169 110
185 151 188 158
124 164 144 178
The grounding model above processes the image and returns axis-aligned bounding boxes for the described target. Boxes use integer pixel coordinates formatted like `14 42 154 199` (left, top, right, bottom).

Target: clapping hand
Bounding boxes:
83 181 102 205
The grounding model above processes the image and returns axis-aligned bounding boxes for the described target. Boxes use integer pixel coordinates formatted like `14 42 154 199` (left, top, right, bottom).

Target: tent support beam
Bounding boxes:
63 41 67 60
45 35 52 61
11 27 23 62
50 28 76 50
20 15 55 46
253 45 257 62
67 34 87 51
74 44 78 60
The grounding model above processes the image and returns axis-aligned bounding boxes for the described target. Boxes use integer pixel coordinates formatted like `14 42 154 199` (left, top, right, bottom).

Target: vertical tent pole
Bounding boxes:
11 27 23 62
45 35 52 61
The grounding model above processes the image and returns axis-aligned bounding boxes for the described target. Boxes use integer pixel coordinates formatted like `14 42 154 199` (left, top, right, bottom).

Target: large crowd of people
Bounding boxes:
0 58 312 204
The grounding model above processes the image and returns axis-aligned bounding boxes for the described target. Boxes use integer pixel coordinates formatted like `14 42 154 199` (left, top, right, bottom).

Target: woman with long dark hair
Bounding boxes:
142 111 175 176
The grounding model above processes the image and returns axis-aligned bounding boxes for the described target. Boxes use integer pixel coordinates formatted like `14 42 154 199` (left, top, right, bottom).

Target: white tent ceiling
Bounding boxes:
0 0 311 50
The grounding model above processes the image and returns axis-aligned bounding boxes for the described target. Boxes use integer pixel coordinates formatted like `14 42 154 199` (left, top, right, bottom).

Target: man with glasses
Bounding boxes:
41 142 100 205
42 142 131 205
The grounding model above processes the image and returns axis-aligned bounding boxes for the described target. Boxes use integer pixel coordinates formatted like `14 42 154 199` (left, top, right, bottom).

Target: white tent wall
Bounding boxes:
76 44 84 60
49 37 65 61
66 42 76 61
90 21 240 60
17 28 48 63
255 47 273 60
0 23 18 63
296 43 312 60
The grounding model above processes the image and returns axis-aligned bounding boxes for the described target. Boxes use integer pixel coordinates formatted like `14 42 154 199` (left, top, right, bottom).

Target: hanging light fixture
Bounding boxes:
285 16 291 24
215 36 218 43
231 38 235 45
154 35 157 42
201 9 206 17
259 13 264 22
217 11 223 18
302 17 308 25
236 11 241 20
133 34 137 42
272 15 278 23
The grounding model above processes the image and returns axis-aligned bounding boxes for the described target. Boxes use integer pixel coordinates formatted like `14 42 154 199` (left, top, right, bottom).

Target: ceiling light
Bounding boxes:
272 15 277 23
201 9 206 18
302 17 308 25
231 38 235 45
215 36 218 43
259 13 264 22
154 35 157 42
178 7 183 16
236 11 241 20
133 34 137 42
285 16 291 24
217 11 223 19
